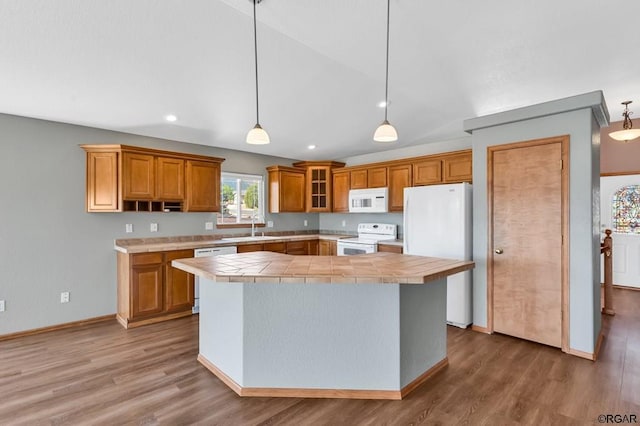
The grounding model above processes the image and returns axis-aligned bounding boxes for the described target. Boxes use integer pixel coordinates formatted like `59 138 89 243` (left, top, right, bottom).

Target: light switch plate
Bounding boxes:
205 221 214 230
60 292 70 303
150 223 158 232
125 224 133 233
0 300 5 312
342 220 347 227
267 221 274 228
304 220 308 227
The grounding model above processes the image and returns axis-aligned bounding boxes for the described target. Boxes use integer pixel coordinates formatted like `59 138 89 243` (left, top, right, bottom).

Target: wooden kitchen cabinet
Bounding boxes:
378 243 403 254
292 161 345 213
237 243 265 253
332 170 350 213
307 239 319 255
413 159 442 186
185 160 220 212
443 151 472 183
264 242 287 253
156 157 185 201
285 240 308 255
118 249 195 328
367 166 388 188
81 145 224 213
388 164 411 212
350 169 368 189
319 240 337 256
267 166 306 213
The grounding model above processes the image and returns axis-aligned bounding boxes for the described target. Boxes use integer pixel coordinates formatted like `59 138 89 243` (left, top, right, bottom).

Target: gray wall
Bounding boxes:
467 97 605 354
319 212 403 237
0 113 317 335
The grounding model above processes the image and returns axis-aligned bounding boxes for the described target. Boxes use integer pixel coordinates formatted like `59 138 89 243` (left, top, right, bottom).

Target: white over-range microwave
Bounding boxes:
348 187 388 213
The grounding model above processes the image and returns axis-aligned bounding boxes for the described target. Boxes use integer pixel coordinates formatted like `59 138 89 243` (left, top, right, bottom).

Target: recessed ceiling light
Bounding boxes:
307 145 316 150
165 114 177 122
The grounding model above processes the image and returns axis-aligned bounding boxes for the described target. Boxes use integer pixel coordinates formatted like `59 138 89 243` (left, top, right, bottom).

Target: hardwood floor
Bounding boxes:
1 288 639 425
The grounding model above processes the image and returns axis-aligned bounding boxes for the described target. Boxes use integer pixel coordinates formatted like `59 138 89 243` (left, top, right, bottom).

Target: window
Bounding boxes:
612 184 640 234
218 172 265 226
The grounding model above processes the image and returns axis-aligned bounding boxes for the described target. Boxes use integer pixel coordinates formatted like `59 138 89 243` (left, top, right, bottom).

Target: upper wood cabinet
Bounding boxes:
123 152 155 200
332 170 350 213
350 170 368 189
388 164 412 212
80 145 224 213
185 160 220 212
156 157 185 201
367 166 388 188
267 166 306 213
413 159 442 186
292 161 345 213
443 151 472 183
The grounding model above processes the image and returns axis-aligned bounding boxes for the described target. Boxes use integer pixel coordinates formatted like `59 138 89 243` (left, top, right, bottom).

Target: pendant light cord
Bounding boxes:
384 0 391 122
253 0 260 125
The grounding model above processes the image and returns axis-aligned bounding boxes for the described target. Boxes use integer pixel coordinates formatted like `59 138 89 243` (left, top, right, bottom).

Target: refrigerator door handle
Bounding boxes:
404 196 409 253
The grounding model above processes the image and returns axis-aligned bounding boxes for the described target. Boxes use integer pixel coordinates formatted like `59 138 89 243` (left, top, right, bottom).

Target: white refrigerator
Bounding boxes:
403 183 472 328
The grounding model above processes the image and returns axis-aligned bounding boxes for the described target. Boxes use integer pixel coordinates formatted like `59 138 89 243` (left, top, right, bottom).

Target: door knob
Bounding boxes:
495 248 504 254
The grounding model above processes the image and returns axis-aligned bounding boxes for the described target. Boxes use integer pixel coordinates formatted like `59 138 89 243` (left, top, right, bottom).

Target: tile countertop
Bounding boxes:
171 252 474 285
114 233 352 254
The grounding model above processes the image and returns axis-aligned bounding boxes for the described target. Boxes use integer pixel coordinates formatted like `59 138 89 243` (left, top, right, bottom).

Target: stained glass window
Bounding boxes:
612 185 640 234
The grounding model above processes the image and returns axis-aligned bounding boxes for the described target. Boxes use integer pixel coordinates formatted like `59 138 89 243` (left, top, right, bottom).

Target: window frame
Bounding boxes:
217 172 265 228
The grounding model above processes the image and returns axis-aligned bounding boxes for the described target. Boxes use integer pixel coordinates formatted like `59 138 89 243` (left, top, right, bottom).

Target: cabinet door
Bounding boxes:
367 167 388 188
388 164 411 212
307 167 331 212
185 160 220 212
164 249 194 313
131 264 163 318
86 151 120 211
156 157 185 201
286 241 308 255
279 171 306 212
307 239 319 256
378 243 403 253
123 152 155 200
350 170 368 189
237 243 264 253
319 240 337 256
332 171 350 212
443 152 472 183
413 159 442 186
264 242 286 253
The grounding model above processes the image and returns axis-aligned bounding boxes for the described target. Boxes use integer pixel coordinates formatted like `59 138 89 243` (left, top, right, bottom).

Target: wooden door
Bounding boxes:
185 160 220 212
367 166 388 188
489 136 568 349
412 159 442 186
332 171 350 212
130 252 164 319
164 250 194 313
388 164 411 212
123 152 155 199
156 157 185 201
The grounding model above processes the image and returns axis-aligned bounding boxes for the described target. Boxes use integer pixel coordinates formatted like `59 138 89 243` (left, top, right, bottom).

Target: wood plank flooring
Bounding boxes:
1 288 639 425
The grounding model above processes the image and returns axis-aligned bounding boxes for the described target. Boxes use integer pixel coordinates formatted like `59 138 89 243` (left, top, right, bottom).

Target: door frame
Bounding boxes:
487 135 570 353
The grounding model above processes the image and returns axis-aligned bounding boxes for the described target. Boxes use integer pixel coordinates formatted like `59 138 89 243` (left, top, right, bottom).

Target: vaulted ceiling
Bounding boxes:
1 0 637 160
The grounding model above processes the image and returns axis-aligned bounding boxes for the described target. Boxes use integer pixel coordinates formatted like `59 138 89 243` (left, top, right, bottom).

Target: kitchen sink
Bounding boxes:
220 236 281 243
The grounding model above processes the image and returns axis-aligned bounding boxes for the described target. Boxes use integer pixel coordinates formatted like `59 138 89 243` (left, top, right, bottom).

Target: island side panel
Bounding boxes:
400 279 447 388
199 278 244 384
242 283 401 390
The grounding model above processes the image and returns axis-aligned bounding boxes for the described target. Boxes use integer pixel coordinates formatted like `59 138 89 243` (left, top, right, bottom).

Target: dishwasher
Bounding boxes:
193 246 237 313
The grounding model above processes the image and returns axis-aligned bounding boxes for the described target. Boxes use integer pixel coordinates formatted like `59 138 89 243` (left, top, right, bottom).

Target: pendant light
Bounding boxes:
246 0 270 145
373 0 398 143
609 101 640 142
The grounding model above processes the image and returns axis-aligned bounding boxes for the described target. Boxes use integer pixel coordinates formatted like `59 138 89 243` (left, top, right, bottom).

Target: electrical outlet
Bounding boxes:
342 220 347 227
304 220 308 227
60 292 70 303
150 223 158 232
205 221 214 230
267 221 274 228
125 224 133 233
0 300 5 312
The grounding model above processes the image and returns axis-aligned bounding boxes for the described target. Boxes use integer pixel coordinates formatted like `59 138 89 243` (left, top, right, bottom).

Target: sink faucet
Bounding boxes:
251 212 258 237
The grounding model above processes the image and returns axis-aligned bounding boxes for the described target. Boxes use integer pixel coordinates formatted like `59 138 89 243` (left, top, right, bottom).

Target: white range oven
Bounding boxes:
337 223 397 256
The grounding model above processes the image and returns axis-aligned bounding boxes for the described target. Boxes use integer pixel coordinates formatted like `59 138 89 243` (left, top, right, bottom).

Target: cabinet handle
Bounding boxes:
495 248 504 254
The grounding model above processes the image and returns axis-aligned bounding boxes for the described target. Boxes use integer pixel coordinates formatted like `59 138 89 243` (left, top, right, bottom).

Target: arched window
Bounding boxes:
612 185 640 234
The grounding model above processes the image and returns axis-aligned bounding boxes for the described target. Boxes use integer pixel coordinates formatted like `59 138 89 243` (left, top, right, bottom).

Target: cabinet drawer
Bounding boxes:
132 252 163 266
286 240 308 255
237 243 264 253
264 242 286 253
377 244 403 254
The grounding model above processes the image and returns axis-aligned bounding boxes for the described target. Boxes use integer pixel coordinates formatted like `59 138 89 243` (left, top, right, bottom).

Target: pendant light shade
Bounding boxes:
246 123 270 145
374 120 398 142
609 101 640 142
247 0 269 145
373 0 398 143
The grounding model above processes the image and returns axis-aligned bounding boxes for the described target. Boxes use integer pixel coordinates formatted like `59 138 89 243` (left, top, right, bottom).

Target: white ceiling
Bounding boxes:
1 0 638 160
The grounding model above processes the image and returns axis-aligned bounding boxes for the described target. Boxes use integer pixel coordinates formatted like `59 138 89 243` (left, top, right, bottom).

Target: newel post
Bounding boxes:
602 229 615 316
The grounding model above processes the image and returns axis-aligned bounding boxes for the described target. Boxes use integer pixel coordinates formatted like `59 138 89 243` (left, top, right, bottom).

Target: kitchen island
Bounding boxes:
172 252 474 400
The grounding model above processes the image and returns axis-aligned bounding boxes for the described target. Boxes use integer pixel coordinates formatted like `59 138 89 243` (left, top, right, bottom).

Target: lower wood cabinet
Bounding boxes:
117 249 194 328
377 243 403 254
319 240 337 256
237 239 320 255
